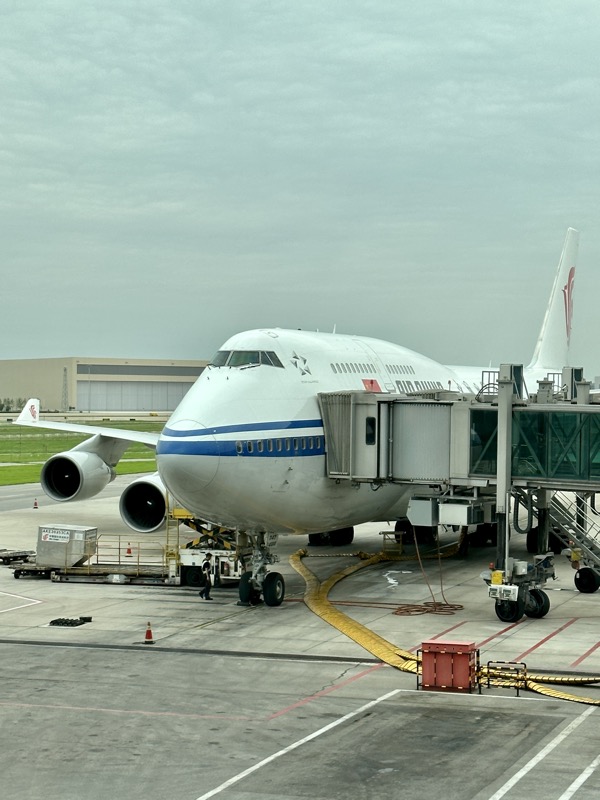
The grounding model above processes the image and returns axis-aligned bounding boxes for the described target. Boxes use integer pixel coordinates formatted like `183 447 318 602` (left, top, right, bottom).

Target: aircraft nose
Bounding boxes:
156 419 220 504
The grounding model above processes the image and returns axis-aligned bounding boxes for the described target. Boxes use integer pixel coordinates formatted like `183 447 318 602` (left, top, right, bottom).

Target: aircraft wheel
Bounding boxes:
329 527 354 547
574 567 600 594
394 519 413 544
238 572 260 604
494 597 525 623
263 572 285 607
524 588 550 618
414 526 437 545
13 570 21 579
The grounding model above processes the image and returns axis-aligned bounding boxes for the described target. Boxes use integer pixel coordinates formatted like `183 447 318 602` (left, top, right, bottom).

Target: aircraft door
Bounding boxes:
351 395 380 480
354 340 396 392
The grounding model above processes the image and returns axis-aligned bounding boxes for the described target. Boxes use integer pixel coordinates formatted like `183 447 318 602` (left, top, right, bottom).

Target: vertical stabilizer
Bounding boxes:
528 227 579 371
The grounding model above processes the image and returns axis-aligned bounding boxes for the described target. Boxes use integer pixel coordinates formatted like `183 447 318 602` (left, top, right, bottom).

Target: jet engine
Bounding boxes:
42 452 116 502
119 473 167 533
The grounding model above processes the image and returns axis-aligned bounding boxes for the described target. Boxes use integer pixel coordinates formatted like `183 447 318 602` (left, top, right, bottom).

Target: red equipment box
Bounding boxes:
419 639 480 693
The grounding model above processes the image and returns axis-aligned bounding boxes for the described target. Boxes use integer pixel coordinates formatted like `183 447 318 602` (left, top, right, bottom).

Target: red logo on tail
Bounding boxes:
29 404 37 420
562 266 575 344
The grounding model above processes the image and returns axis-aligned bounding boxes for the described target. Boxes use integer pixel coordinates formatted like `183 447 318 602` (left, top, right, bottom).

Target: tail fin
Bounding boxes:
16 398 40 426
527 227 579 371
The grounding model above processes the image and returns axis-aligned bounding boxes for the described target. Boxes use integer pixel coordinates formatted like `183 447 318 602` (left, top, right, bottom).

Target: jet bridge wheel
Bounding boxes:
263 572 285 606
574 567 600 594
494 596 525 623
524 588 550 618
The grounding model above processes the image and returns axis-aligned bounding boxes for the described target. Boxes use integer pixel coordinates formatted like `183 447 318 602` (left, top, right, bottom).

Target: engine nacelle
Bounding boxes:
41 451 115 502
119 473 167 533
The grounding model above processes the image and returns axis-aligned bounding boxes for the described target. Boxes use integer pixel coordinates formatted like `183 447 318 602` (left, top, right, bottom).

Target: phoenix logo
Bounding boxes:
29 404 37 420
290 352 311 375
562 266 575 344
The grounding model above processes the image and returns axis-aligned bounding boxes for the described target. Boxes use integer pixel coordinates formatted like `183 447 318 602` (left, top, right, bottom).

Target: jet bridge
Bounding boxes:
318 364 600 619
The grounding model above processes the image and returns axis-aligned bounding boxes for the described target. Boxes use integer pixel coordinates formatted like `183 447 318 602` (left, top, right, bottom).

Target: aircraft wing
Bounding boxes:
14 398 160 448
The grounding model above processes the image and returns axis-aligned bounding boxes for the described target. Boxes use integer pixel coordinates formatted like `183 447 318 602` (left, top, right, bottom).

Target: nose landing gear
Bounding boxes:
237 531 286 607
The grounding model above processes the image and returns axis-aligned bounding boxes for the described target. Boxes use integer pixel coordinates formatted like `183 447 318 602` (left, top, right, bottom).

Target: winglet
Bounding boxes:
16 398 40 425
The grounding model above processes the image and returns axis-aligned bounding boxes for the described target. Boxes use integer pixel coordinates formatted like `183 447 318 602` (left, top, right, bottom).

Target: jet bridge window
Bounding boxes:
366 416 376 445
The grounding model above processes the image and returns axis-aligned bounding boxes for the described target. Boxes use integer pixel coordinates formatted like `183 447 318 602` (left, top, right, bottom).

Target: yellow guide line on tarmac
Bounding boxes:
290 548 419 673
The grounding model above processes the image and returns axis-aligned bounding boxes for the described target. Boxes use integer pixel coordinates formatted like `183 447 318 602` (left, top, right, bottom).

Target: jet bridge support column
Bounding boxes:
495 368 515 572
537 489 550 554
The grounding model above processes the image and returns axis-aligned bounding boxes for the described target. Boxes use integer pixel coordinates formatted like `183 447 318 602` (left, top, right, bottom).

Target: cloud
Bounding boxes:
0 2 599 375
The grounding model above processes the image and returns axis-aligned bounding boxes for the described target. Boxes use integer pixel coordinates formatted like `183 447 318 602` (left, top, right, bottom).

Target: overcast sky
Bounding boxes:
2 1 600 377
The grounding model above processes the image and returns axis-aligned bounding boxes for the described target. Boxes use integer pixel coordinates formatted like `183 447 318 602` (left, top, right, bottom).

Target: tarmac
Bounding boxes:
1 477 599 800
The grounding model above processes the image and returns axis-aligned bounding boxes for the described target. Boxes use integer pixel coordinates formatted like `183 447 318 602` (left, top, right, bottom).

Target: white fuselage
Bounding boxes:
156 328 479 534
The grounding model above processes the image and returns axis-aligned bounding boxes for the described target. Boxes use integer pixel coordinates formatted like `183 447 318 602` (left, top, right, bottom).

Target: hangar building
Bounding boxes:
0 357 207 413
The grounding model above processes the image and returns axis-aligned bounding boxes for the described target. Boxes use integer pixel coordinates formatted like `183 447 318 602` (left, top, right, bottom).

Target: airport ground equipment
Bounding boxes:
483 554 555 622
0 549 35 564
179 542 244 587
6 518 247 588
318 364 600 620
418 640 480 693
8 526 179 584
36 524 98 568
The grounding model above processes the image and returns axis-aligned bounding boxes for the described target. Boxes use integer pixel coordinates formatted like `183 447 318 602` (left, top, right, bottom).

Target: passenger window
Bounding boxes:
257 440 264 453
293 438 298 450
236 441 242 454
276 440 282 452
267 440 273 452
247 441 253 453
309 437 314 449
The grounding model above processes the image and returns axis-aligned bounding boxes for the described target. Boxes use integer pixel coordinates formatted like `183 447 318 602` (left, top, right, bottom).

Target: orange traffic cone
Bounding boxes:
33 498 38 509
144 622 154 645
126 542 132 557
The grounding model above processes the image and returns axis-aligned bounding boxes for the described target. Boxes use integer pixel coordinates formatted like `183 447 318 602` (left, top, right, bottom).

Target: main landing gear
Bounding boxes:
307 527 354 547
237 532 285 607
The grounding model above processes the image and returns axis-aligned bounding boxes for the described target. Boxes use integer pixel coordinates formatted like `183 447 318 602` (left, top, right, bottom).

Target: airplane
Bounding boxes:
15 227 580 607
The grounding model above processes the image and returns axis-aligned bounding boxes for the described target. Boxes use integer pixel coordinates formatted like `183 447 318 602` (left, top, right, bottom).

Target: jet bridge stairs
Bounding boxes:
513 487 600 594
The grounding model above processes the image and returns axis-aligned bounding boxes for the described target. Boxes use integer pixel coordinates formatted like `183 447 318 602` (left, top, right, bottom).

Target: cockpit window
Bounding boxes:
209 351 231 367
209 350 284 368
261 351 284 368
229 351 260 367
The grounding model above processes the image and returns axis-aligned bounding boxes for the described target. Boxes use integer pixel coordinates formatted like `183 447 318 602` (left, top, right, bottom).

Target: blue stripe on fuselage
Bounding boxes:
161 418 323 438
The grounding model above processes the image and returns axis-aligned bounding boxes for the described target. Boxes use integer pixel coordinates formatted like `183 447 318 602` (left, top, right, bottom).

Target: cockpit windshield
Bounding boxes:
209 350 284 368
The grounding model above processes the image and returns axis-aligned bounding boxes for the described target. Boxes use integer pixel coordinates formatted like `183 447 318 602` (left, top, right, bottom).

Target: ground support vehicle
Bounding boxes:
0 549 35 565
